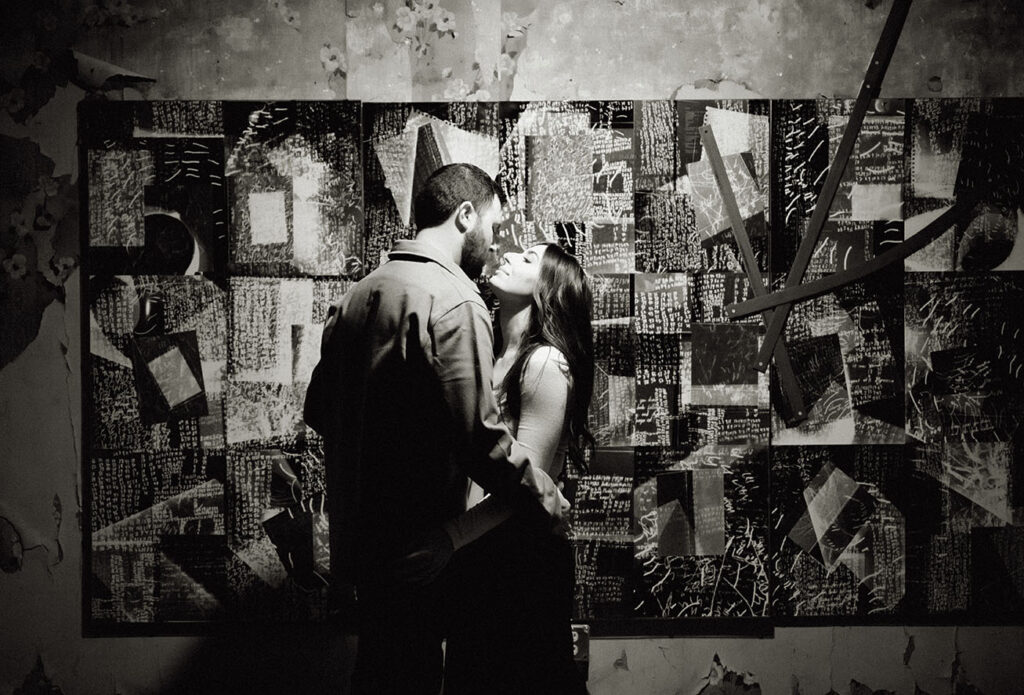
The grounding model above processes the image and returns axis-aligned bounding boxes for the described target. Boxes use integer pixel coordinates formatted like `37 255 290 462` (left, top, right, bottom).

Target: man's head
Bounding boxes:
413 163 503 279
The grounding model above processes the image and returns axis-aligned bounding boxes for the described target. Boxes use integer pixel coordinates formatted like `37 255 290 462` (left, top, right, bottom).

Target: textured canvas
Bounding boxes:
772 446 906 618
89 275 227 453
82 98 1024 632
225 102 363 276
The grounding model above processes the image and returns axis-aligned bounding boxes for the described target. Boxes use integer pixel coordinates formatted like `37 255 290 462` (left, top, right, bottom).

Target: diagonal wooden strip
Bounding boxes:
749 0 914 371
699 124 808 424
726 199 975 317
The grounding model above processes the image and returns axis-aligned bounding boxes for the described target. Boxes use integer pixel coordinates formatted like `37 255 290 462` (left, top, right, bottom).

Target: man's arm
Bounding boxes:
303 303 342 437
443 346 571 549
431 300 565 522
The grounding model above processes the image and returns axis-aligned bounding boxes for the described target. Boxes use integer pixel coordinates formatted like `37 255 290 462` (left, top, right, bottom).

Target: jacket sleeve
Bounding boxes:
431 301 565 523
441 346 571 549
303 302 342 437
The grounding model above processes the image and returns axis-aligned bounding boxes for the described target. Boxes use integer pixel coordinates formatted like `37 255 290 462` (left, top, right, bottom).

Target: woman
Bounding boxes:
441 241 594 695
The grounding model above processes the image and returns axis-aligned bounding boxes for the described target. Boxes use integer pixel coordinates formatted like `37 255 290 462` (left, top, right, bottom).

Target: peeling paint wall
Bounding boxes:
2 0 1024 693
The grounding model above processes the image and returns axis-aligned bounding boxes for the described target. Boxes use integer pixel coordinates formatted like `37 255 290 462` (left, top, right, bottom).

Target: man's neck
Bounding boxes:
415 224 462 269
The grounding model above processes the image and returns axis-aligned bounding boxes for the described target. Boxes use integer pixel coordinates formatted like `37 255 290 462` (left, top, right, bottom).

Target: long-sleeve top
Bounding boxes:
303 239 563 585
444 345 571 550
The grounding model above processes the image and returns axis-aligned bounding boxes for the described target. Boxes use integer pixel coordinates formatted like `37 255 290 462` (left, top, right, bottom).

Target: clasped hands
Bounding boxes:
391 467 571 587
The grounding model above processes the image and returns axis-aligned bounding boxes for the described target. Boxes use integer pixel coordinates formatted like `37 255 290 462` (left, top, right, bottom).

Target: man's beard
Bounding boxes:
459 219 490 280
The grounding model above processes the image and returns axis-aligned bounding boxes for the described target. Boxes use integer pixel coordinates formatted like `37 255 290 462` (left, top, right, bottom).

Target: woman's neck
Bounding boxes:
497 300 532 360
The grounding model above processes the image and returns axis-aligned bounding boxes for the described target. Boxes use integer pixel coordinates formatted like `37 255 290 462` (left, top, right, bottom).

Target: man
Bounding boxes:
304 163 567 694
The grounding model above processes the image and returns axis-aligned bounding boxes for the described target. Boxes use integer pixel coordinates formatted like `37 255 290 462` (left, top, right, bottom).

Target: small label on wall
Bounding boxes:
571 623 590 682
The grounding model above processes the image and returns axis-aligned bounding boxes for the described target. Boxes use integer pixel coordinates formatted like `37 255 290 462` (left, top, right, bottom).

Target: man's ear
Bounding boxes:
453 200 476 233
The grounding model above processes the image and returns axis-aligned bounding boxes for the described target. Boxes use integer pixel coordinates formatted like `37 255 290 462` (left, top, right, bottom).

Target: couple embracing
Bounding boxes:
305 163 593 694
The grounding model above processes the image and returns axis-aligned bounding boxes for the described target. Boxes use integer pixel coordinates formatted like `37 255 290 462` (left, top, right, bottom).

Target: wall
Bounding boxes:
2 1 1023 692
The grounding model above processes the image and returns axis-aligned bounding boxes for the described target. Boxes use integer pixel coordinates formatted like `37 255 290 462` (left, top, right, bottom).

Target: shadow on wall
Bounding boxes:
159 626 357 695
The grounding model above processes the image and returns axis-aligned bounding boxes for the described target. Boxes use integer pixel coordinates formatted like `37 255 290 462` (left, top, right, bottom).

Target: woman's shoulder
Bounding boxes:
523 345 570 387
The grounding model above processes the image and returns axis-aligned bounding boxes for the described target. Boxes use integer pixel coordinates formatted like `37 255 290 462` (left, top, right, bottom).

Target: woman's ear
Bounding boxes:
453 200 476 233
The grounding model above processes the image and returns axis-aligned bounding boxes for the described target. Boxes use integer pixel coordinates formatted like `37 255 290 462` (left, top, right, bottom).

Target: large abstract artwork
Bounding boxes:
83 98 1024 633
83 101 357 630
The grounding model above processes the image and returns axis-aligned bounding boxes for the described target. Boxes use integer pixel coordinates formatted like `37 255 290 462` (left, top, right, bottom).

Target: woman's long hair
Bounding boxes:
498 243 595 475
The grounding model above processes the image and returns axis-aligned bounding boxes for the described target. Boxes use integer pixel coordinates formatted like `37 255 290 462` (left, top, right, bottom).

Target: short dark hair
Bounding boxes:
412 163 502 229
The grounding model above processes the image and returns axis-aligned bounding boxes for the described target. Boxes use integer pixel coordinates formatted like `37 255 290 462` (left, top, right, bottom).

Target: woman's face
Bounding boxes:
489 244 547 300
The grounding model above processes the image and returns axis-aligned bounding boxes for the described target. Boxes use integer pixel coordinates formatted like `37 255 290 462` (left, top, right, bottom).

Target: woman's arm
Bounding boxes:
444 346 570 550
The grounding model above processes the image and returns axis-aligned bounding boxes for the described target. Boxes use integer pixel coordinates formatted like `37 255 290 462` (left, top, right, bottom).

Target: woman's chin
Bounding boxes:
487 276 506 294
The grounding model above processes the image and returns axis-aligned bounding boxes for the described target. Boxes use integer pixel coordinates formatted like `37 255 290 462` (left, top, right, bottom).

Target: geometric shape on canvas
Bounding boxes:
590 274 633 322
690 468 726 555
957 207 1018 272
789 462 876 571
428 116 500 181
854 116 905 186
374 124 419 227
705 106 771 204
247 190 289 245
233 536 290 589
703 107 752 159
635 273 690 334
837 492 905 613
226 102 363 276
655 469 725 557
87 126 230 275
850 183 903 221
633 383 676 447
787 333 846 416
410 121 449 227
955 109 1024 212
592 127 634 224
525 132 593 223
225 277 346 448
690 323 760 407
589 368 635 447
686 154 763 242
904 205 957 271
909 99 981 201
90 273 227 452
131 331 208 425
156 535 228 621
262 506 316 588
584 222 635 274
88 149 155 248
827 112 904 221
656 497 692 556
635 333 681 387
90 540 157 623
920 442 1013 525
146 345 203 409
151 479 226 536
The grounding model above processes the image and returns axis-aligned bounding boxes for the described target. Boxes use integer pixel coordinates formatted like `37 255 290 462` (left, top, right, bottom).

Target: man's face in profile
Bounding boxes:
460 194 502 279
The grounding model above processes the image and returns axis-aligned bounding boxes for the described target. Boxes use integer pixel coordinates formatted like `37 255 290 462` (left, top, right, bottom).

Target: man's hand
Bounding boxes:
390 527 455 587
518 465 572 539
523 465 571 521
551 481 572 539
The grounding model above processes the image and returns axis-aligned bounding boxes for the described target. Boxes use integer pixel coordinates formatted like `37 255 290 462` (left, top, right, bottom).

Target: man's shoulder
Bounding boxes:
356 257 487 317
